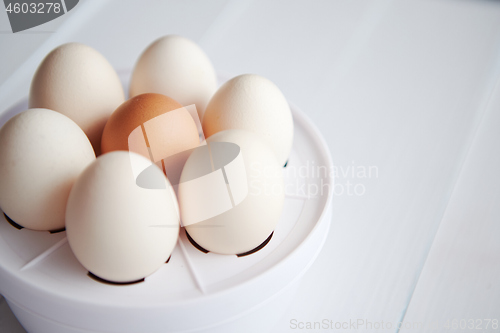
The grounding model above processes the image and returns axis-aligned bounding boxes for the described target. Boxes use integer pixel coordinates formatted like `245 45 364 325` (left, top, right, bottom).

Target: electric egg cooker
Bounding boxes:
0 73 334 333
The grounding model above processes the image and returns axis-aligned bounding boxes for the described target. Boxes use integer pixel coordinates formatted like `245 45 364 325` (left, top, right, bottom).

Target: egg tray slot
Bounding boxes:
184 229 275 257
86 254 172 286
3 213 65 234
87 272 145 286
4 213 23 230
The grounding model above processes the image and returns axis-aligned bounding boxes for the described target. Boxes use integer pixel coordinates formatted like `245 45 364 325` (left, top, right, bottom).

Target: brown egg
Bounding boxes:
101 93 200 171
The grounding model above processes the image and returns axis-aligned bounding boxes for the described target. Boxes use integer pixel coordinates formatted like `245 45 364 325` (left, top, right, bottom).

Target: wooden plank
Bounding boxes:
400 66 500 333
248 0 500 331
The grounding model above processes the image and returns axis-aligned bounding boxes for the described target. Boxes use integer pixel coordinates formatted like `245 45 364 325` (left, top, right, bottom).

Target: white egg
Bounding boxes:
202 74 294 167
0 108 95 231
29 43 125 155
66 151 180 283
129 35 217 121
179 129 284 255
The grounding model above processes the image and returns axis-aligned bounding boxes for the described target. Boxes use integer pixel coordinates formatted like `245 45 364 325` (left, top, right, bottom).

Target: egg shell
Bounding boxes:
101 93 199 165
0 108 95 231
180 129 284 255
129 35 217 121
66 151 180 283
29 43 125 155
202 74 294 167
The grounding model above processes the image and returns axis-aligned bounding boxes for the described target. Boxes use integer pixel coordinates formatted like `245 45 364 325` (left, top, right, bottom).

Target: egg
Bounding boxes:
101 93 200 183
129 35 217 121
202 74 294 167
29 43 125 155
66 151 180 283
0 108 95 231
178 129 284 255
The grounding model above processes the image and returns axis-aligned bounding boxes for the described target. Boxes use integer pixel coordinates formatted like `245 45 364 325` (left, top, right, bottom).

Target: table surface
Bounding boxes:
0 0 499 332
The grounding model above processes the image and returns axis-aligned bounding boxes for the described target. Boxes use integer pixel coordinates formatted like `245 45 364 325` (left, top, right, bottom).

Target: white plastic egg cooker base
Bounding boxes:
0 73 334 333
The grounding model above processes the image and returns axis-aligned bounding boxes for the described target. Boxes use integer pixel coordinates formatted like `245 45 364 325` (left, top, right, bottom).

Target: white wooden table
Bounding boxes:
1 1 499 332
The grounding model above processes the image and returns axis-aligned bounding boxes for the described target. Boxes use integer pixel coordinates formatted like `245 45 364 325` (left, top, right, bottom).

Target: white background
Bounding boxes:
0 0 500 332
